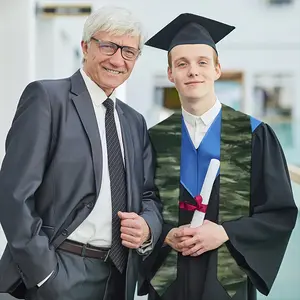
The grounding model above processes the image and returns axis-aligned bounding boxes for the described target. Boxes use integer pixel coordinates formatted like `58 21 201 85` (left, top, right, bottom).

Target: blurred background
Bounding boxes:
0 0 299 299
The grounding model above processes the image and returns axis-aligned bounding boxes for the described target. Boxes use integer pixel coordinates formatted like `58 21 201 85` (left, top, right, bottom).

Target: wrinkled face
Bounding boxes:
168 44 221 101
81 31 140 95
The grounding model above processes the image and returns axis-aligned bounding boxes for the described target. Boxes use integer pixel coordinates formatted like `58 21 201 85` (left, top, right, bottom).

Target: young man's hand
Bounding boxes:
165 225 191 252
176 220 229 256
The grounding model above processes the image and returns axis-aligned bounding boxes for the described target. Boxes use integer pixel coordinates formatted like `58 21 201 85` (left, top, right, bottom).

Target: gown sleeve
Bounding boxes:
222 123 298 295
138 222 175 295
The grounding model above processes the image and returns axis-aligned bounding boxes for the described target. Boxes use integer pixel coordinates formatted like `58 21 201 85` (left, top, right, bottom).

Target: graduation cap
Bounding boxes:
145 13 235 55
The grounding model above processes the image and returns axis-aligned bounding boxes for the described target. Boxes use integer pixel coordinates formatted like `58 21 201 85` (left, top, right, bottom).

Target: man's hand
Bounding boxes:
176 220 229 256
164 225 191 252
118 212 150 249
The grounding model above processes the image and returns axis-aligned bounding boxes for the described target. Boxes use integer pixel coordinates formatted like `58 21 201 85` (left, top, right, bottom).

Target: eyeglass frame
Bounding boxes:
90 37 141 61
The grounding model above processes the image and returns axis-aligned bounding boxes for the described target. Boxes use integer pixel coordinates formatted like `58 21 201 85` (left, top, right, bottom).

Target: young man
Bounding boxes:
0 6 162 300
138 13 298 300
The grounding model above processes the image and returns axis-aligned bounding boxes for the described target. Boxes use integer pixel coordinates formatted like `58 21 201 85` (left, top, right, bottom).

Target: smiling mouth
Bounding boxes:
185 81 204 85
103 67 124 74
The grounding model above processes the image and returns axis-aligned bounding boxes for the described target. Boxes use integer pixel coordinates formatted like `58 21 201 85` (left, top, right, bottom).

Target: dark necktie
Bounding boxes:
103 98 127 273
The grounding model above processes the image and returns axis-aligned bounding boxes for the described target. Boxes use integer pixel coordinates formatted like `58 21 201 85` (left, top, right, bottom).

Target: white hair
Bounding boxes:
82 6 147 50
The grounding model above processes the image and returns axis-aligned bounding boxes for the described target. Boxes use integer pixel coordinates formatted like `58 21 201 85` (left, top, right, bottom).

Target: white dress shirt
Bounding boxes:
182 99 222 148
67 69 124 248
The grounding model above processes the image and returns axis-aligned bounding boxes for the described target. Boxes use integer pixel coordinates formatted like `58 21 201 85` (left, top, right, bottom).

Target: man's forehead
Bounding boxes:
94 31 139 46
171 44 214 58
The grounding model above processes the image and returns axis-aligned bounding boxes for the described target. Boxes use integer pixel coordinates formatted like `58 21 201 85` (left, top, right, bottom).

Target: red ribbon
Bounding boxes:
179 195 208 213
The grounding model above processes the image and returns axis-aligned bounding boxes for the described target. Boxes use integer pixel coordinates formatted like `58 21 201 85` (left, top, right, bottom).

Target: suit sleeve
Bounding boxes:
0 81 57 289
222 123 298 295
139 116 163 252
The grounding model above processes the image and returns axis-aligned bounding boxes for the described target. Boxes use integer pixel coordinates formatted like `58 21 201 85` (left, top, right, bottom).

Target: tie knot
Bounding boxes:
103 98 114 111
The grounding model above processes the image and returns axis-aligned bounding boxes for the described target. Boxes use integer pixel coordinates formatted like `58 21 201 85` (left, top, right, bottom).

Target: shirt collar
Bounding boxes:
80 68 116 107
182 98 222 127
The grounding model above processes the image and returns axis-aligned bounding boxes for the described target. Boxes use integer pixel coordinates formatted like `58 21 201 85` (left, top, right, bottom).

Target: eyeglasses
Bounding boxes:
90 37 140 61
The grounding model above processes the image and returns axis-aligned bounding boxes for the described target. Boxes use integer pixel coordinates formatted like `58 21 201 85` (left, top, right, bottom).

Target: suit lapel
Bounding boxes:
70 70 102 197
116 100 134 211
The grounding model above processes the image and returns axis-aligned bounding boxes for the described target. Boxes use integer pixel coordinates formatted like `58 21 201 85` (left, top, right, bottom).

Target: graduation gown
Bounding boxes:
138 105 298 300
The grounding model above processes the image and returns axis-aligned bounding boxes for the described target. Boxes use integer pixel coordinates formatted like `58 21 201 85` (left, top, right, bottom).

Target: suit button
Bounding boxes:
62 229 68 236
86 202 94 209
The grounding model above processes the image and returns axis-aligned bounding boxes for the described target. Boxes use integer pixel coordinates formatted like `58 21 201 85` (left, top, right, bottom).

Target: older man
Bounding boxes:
0 6 162 300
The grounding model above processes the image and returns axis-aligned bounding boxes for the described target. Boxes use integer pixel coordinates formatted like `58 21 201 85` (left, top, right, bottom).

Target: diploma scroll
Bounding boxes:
190 159 220 228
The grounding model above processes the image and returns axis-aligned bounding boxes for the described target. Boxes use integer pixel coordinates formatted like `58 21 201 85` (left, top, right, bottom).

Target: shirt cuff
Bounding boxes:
136 234 153 255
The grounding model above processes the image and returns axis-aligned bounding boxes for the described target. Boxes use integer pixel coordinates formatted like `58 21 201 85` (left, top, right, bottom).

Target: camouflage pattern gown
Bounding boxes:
138 105 298 300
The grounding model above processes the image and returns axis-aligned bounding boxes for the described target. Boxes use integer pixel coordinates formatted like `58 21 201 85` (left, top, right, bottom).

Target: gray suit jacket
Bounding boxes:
0 70 162 299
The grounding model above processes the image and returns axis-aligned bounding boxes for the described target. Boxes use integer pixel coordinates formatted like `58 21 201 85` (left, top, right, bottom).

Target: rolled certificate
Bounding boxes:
190 159 220 228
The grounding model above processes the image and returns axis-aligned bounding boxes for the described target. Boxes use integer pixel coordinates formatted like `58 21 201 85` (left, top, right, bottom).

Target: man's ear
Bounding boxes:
81 40 88 58
168 66 174 83
215 63 222 81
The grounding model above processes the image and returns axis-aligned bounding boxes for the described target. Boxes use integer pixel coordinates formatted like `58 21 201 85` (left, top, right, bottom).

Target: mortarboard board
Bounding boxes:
145 13 235 54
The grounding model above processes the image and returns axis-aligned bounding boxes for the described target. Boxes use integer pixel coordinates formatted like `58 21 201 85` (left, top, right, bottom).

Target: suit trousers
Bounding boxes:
25 248 126 300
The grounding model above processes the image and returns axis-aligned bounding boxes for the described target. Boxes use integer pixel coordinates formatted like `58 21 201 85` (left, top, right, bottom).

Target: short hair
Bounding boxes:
82 6 146 50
